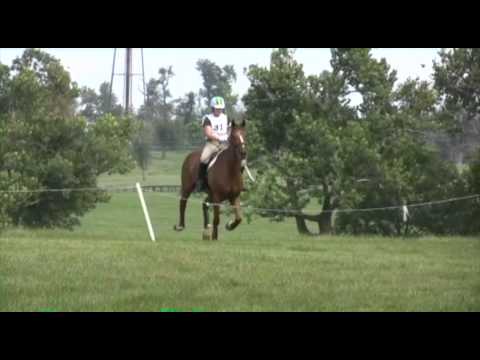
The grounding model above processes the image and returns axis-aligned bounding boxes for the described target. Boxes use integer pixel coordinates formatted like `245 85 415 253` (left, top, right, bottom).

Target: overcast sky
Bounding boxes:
0 48 441 110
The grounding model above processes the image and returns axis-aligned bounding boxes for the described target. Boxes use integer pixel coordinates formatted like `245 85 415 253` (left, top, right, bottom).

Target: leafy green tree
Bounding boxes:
183 120 204 149
196 59 238 116
244 48 471 236
0 49 136 230
0 63 10 113
175 91 197 125
131 121 153 181
460 147 480 234
78 82 122 123
99 82 123 117
243 48 348 234
329 49 470 235
433 48 480 163
9 48 79 118
138 78 161 122
138 67 177 157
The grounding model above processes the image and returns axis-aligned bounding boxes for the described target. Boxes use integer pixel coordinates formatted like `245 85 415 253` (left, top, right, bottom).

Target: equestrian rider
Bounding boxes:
195 96 231 191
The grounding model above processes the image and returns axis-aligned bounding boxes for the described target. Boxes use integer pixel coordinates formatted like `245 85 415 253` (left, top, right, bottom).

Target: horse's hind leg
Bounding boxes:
174 191 190 231
202 195 211 230
226 196 242 231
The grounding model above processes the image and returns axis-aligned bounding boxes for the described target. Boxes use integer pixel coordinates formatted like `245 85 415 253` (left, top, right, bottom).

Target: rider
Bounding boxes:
195 96 231 192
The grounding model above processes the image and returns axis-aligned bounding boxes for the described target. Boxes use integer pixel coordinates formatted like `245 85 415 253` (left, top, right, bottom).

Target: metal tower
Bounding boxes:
109 48 147 115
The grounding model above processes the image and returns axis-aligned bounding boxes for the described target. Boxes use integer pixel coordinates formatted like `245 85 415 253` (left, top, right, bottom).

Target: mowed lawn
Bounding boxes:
1 192 479 312
1 150 479 311
98 150 191 187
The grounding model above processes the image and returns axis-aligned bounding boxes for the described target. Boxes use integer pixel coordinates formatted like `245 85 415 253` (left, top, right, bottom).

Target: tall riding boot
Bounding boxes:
196 163 208 192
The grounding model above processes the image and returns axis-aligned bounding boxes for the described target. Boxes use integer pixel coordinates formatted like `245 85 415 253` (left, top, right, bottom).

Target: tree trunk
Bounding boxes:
294 215 314 235
318 212 332 235
289 180 336 236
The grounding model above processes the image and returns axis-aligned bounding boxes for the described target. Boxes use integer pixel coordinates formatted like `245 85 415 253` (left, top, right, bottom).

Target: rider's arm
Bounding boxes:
203 121 222 142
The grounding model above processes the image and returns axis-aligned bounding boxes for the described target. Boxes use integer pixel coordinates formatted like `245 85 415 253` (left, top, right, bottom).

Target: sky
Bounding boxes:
0 48 441 110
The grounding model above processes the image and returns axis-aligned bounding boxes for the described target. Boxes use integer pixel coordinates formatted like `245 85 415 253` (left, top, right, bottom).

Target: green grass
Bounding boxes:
1 150 479 312
99 150 191 186
1 192 479 312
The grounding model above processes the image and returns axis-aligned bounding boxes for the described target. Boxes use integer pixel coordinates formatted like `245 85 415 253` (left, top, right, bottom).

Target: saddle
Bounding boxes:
206 145 228 171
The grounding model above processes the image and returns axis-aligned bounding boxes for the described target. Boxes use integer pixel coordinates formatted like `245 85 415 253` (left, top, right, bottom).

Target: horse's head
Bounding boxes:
229 118 247 162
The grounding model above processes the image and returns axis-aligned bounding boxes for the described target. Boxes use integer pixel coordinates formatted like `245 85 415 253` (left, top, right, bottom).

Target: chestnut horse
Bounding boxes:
173 119 247 240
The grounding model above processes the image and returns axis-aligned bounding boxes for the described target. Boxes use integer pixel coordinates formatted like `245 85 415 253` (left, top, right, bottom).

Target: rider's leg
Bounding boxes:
196 142 218 191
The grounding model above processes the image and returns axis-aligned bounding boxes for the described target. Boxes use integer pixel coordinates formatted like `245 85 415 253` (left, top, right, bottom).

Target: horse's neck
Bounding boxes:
220 146 242 175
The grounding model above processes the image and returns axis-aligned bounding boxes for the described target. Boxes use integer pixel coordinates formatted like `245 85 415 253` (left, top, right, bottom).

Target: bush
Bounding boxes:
0 114 136 229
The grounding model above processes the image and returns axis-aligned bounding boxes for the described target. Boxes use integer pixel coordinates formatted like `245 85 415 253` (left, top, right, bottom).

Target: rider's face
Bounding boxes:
213 108 222 117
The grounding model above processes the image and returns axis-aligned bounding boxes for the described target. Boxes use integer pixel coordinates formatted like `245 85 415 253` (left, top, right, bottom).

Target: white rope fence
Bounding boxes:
200 194 480 217
109 187 480 217
0 185 136 193
1 185 479 216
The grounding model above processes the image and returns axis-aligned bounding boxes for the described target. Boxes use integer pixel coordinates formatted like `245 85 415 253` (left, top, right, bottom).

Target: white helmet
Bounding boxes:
210 96 225 110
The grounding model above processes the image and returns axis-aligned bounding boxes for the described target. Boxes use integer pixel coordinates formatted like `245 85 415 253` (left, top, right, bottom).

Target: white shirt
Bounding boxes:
202 113 230 142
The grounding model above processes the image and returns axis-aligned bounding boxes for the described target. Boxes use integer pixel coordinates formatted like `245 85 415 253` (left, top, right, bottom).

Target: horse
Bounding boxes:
173 119 247 240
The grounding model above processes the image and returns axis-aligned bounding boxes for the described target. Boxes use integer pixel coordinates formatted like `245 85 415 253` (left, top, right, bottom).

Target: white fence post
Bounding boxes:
136 182 156 242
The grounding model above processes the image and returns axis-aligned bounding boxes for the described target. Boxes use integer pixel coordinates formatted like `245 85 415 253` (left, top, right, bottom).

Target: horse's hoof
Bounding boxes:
174 225 184 232
226 220 241 231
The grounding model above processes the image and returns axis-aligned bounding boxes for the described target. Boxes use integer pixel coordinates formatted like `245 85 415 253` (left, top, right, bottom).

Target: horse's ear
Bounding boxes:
231 118 246 128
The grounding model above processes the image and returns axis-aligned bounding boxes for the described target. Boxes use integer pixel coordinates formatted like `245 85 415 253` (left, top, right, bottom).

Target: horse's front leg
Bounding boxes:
202 195 212 240
226 196 242 231
212 203 220 240
174 195 188 231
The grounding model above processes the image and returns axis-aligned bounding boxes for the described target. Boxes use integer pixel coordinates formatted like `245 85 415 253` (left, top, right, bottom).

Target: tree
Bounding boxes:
78 86 98 121
461 148 480 234
0 63 10 113
196 59 238 116
138 67 177 158
183 120 204 148
329 49 470 236
243 48 344 234
330 48 397 117
157 67 175 120
173 91 202 149
175 91 197 125
433 48 480 163
131 121 153 181
9 48 79 118
0 49 136 230
138 78 161 122
99 82 123 117
78 82 122 123
244 48 470 236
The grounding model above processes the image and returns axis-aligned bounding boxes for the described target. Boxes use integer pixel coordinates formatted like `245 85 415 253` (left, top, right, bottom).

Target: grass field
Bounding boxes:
99 150 191 186
1 151 479 312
